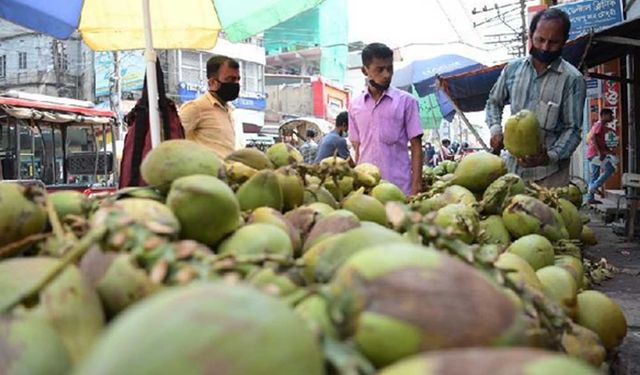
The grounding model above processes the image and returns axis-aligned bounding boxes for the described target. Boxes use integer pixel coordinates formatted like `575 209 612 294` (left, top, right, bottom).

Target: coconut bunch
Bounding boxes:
0 140 625 375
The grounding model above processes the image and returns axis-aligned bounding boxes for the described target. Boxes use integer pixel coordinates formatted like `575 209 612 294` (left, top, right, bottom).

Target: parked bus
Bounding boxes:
0 91 118 195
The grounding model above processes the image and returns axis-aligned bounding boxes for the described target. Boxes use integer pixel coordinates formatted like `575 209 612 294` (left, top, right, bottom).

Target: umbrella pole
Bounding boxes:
142 0 162 148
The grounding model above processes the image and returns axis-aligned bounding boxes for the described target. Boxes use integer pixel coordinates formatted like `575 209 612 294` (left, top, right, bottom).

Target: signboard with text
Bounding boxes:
528 0 623 40
557 0 623 40
95 51 145 98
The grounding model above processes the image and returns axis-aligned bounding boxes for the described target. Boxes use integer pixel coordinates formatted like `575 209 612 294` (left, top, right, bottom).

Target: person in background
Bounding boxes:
424 142 436 166
179 55 241 159
484 8 586 188
299 129 319 163
315 111 354 166
456 141 474 159
586 108 616 204
439 138 453 162
348 42 424 195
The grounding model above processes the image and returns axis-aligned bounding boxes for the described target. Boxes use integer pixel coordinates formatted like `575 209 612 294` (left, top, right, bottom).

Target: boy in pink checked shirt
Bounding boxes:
349 43 424 195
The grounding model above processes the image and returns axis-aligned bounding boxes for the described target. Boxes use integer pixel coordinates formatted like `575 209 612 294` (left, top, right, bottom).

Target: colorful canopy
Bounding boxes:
0 0 324 51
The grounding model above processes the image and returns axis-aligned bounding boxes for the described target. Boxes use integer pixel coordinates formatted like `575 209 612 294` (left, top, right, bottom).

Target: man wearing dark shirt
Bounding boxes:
315 111 353 165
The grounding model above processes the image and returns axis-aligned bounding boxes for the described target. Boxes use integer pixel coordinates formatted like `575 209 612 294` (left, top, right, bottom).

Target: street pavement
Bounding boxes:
582 212 640 375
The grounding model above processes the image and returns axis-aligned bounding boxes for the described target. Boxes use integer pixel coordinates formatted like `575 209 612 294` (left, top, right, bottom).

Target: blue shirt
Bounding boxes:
485 56 586 181
315 130 350 162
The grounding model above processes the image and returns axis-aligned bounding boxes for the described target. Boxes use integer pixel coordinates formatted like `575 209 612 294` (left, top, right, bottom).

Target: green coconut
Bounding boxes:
276 167 305 211
236 169 284 211
495 252 543 291
502 194 568 241
303 213 361 252
416 194 448 214
557 198 582 240
371 182 407 204
0 183 47 248
561 322 606 367
481 173 525 215
303 224 408 283
580 225 598 245
304 185 339 208
140 139 222 192
507 234 554 271
0 315 72 375
225 147 274 170
440 185 477 205
342 189 388 226
536 266 578 318
249 207 302 254
555 184 584 208
73 283 324 375
504 109 542 158
217 223 293 257
49 190 90 219
452 152 507 193
576 290 627 349
554 255 585 290
441 160 457 174
294 294 339 339
91 198 181 239
323 176 354 201
377 348 599 375
0 257 104 364
434 203 480 244
87 253 159 318
266 142 304 167
306 202 336 217
330 244 525 368
478 215 511 246
354 163 382 187
166 175 240 246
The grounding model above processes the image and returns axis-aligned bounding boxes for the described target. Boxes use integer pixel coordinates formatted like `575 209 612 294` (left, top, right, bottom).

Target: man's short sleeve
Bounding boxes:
405 96 423 139
348 109 360 143
178 101 199 135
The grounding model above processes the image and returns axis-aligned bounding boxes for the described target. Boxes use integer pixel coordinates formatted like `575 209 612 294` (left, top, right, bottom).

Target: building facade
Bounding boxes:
0 20 94 101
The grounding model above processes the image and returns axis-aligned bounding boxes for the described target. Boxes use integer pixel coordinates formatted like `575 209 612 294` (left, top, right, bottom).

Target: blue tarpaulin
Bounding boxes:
437 35 591 113
393 54 485 126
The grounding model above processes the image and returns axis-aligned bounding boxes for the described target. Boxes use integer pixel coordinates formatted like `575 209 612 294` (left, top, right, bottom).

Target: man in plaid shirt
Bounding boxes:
485 8 586 187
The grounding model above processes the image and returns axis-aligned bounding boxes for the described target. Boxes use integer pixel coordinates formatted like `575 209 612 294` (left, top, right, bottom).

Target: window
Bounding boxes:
0 55 6 78
242 61 264 94
18 52 27 70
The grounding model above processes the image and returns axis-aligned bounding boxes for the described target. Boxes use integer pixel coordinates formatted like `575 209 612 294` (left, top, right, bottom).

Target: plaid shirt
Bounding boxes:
485 56 586 181
299 140 318 164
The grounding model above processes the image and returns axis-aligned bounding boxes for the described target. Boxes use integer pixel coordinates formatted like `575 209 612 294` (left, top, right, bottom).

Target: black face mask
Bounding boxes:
530 47 562 65
369 79 390 91
212 81 240 102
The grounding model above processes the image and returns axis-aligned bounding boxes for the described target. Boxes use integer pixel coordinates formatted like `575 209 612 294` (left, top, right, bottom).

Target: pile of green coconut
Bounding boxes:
0 135 626 375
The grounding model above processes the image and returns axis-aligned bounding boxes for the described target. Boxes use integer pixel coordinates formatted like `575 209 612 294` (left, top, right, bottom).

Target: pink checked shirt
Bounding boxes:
349 87 423 194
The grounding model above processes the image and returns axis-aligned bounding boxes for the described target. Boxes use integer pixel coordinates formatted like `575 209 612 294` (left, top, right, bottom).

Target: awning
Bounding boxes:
438 17 640 113
437 35 591 113
0 96 116 126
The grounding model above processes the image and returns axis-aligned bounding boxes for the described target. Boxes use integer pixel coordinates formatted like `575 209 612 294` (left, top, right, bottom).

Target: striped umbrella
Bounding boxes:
0 0 325 146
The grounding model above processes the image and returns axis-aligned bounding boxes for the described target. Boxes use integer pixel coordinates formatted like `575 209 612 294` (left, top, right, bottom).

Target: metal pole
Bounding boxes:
519 0 527 57
110 123 119 185
627 54 638 174
439 86 490 151
142 0 162 148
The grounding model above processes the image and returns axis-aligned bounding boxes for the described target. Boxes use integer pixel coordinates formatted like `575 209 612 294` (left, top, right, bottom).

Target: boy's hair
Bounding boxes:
361 43 394 67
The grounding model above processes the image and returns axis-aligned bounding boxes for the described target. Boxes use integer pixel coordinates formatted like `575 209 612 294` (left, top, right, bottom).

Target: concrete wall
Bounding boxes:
265 84 314 117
